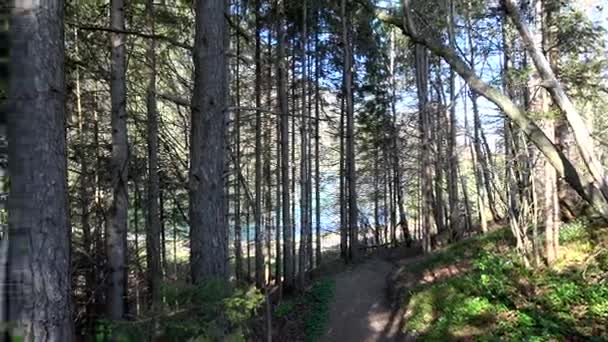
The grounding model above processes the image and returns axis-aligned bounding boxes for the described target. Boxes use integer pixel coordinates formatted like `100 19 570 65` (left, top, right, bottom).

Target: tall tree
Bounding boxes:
276 0 294 291
254 0 265 289
145 0 162 308
299 0 310 286
446 0 460 239
314 14 322 266
342 0 358 260
190 0 229 282
108 0 129 320
6 0 73 339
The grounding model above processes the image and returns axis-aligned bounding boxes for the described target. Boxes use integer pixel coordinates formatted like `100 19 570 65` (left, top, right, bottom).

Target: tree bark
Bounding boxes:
314 20 322 267
6 0 73 339
254 0 264 289
233 0 243 284
342 0 358 261
145 0 162 309
276 0 294 291
447 0 460 239
298 0 310 287
108 0 129 321
190 0 229 282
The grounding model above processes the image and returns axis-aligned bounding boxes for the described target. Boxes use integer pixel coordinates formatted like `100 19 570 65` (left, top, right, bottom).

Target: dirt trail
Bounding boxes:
321 258 405 342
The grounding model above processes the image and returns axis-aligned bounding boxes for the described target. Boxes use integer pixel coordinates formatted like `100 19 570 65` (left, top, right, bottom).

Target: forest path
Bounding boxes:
321 257 405 342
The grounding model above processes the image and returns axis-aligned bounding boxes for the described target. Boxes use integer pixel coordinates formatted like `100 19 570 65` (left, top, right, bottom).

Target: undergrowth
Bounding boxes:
95 279 264 341
274 278 335 342
305 278 335 341
398 223 608 340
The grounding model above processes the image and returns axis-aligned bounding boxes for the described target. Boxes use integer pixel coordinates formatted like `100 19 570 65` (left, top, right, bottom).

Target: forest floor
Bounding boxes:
320 257 405 342
388 222 608 340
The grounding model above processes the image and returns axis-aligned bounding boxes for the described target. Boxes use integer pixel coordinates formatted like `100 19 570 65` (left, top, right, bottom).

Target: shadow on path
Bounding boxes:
321 258 407 342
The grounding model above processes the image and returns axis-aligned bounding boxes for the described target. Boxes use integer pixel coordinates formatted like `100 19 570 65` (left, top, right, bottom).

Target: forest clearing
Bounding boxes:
1 0 608 340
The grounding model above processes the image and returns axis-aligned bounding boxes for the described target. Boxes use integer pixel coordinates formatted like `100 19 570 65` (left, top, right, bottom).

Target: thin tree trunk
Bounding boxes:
298 0 309 288
276 0 294 291
108 0 129 320
414 46 433 251
145 0 162 310
234 0 243 284
254 0 265 289
314 21 322 267
339 95 348 260
447 0 460 240
273 25 282 282
342 0 358 261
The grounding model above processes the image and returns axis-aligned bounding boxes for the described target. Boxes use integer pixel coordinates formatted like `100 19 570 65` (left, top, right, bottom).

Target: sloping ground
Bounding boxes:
321 258 405 342
389 222 608 340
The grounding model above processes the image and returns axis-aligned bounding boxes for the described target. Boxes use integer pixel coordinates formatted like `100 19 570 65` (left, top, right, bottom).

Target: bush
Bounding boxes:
560 219 590 244
96 279 264 341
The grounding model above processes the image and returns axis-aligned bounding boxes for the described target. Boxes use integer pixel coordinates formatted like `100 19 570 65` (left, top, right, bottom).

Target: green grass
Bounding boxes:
396 225 608 340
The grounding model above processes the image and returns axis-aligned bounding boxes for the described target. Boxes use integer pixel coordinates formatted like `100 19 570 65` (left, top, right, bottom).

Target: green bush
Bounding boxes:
560 219 590 244
96 279 264 342
274 300 295 319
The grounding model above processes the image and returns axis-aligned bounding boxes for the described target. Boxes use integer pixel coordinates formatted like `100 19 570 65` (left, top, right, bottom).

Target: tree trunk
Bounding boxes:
254 0 264 289
447 0 460 240
298 0 310 288
339 95 348 260
342 0 358 261
190 0 229 282
467 92 489 233
273 26 282 282
6 0 73 338
276 0 294 291
314 21 322 267
233 0 243 284
145 0 162 309
108 0 129 320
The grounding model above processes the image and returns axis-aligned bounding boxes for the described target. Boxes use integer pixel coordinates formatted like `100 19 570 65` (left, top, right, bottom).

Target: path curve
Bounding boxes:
321 258 404 342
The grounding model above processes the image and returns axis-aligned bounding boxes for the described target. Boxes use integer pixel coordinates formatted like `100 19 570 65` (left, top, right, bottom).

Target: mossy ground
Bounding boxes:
394 221 608 340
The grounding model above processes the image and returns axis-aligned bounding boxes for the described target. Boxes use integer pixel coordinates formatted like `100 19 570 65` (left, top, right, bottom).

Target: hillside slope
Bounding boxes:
388 222 608 340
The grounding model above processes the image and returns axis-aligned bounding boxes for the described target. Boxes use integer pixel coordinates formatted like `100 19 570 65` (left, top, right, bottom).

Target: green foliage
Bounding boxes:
96 279 264 342
398 227 608 340
305 278 335 342
274 300 295 319
560 218 590 244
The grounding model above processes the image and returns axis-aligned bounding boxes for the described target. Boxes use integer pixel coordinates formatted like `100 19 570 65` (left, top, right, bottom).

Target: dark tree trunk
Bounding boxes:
254 0 264 289
145 0 162 309
342 0 358 261
314 20 322 267
108 0 129 321
233 0 243 283
299 0 309 288
276 0 294 291
190 0 229 282
6 0 73 339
